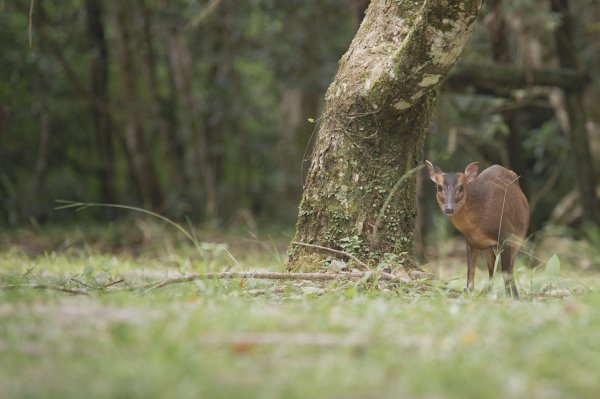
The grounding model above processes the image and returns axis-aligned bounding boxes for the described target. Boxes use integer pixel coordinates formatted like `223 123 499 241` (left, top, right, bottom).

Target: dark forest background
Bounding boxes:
1 0 599 243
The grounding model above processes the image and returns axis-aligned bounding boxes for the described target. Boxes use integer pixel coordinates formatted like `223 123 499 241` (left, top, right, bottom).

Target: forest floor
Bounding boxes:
1 221 600 398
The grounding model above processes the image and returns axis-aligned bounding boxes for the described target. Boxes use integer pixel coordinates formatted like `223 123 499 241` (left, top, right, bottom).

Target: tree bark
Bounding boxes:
0 104 8 147
30 2 51 219
34 77 50 203
275 5 331 211
288 0 482 271
550 0 600 226
85 0 116 208
111 2 163 211
138 0 185 197
166 31 217 219
277 88 314 204
202 0 246 216
484 0 531 197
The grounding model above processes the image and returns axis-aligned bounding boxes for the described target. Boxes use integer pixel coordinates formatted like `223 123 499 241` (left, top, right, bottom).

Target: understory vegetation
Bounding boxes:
1 222 600 399
3 1 600 397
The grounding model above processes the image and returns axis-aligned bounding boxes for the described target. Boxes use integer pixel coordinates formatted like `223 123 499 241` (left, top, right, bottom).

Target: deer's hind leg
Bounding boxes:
501 246 519 299
481 248 497 294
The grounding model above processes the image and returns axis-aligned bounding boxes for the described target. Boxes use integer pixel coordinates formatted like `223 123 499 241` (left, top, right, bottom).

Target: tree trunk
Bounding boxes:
414 155 429 262
277 87 311 203
550 0 600 226
166 32 217 219
111 2 163 211
34 78 50 203
31 3 51 219
274 3 341 218
203 0 244 216
287 0 482 271
138 0 184 196
0 104 8 146
484 0 531 197
85 0 116 208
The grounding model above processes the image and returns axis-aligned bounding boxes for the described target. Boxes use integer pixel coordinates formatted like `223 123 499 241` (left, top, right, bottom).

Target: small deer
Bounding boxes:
426 161 529 298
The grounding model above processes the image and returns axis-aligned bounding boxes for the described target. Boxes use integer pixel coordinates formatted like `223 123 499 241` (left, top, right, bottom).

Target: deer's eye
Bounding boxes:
458 186 464 192
437 186 443 192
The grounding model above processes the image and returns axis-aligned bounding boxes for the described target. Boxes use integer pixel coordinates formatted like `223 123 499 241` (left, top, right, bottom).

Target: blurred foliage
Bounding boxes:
0 0 353 225
0 0 599 242
428 0 600 234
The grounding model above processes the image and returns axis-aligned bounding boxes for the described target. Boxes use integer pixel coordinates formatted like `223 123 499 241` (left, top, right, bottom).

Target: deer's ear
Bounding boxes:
425 160 439 182
464 162 480 183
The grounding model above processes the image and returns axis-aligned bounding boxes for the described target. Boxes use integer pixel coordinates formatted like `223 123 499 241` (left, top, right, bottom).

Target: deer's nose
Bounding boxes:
443 206 455 215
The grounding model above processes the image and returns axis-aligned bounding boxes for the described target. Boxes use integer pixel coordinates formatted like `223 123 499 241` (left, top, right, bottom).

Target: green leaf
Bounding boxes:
545 254 560 275
95 272 110 283
83 264 94 276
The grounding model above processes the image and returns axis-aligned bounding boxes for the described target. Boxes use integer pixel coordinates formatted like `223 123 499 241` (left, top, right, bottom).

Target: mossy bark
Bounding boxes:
287 0 482 272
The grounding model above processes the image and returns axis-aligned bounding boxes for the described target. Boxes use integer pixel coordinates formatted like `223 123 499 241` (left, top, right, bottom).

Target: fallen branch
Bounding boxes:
445 62 589 96
101 279 125 288
1 283 89 296
1 271 413 295
290 241 370 270
143 270 410 290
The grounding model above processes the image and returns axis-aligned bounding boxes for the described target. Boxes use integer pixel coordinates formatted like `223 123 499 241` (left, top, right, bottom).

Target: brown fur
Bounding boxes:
426 161 529 298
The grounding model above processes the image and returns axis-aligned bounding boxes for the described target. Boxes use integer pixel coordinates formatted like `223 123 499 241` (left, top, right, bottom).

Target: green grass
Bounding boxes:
1 223 600 399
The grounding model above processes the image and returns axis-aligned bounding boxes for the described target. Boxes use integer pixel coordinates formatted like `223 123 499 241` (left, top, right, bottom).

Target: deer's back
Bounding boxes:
455 165 529 249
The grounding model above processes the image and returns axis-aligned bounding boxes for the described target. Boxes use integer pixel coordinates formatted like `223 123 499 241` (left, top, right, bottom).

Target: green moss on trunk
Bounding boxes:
288 93 436 272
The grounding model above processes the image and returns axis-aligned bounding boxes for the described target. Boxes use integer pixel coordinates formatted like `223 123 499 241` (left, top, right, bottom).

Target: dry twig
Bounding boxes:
1 283 89 296
143 270 410 291
101 279 125 288
1 271 414 296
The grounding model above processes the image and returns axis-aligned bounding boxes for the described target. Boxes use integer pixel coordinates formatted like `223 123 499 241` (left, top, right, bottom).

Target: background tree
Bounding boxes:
85 0 116 209
0 0 598 260
432 0 600 232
